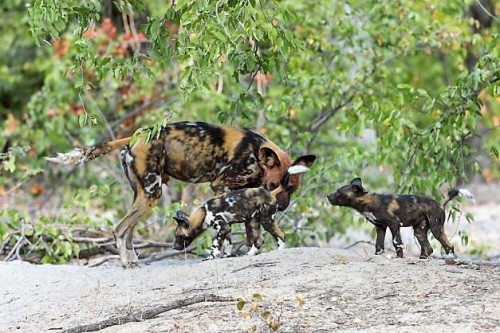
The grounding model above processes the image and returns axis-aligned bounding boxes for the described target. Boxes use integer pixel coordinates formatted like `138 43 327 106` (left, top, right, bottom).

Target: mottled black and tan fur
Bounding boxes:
46 121 315 267
327 178 474 259
173 163 314 259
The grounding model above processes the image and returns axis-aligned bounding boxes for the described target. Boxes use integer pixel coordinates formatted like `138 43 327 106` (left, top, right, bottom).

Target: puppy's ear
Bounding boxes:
350 178 367 193
259 147 281 168
174 211 189 227
176 210 189 220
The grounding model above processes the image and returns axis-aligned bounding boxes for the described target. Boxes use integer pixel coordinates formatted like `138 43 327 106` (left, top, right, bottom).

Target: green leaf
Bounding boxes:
4 155 16 173
236 299 246 311
78 112 88 127
252 293 263 302
490 146 499 159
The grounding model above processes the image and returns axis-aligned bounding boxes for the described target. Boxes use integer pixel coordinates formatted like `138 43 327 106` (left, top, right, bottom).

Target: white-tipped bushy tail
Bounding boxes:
443 188 476 206
458 188 475 202
45 149 87 165
287 165 310 175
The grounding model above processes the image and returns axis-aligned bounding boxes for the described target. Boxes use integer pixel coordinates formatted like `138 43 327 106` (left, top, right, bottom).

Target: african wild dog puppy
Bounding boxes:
46 121 316 267
173 162 314 259
327 178 474 259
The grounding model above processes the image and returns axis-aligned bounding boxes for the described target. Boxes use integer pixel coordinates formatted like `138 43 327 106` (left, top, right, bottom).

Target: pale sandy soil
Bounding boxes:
0 247 499 333
0 182 499 333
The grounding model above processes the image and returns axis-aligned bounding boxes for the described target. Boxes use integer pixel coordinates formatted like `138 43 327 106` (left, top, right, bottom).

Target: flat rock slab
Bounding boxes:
1 247 498 333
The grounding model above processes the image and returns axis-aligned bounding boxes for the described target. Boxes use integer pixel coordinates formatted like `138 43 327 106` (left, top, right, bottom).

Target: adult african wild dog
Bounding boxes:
327 178 474 259
172 163 313 259
47 121 316 267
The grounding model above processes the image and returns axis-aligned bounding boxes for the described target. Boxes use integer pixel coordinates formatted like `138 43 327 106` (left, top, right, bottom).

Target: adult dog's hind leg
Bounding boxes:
115 144 164 267
114 192 159 268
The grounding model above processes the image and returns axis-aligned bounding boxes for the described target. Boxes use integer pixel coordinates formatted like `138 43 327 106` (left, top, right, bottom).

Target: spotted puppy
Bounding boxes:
173 162 314 259
46 121 316 267
327 178 474 259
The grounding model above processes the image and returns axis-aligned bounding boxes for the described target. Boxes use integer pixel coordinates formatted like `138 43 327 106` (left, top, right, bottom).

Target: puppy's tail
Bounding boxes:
271 165 310 197
443 188 475 207
45 137 132 165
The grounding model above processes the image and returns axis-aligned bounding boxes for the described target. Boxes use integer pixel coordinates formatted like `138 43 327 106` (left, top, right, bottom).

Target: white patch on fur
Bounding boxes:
203 205 215 228
458 189 475 202
246 245 259 256
362 212 377 222
215 163 230 175
216 212 235 223
443 251 456 259
393 241 404 249
277 238 285 250
223 239 232 257
287 165 310 175
225 196 237 207
125 151 134 164
144 173 162 193
45 149 86 165
210 239 221 258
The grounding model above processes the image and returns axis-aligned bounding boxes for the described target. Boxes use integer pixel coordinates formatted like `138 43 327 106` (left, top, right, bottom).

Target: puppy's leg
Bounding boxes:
222 230 233 258
211 166 261 249
261 219 285 250
388 225 404 258
374 225 386 255
246 218 263 256
413 221 433 259
428 214 455 257
207 218 231 260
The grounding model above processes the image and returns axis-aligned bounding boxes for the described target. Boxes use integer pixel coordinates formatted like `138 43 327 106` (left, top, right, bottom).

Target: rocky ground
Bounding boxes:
1 246 499 333
1 182 499 333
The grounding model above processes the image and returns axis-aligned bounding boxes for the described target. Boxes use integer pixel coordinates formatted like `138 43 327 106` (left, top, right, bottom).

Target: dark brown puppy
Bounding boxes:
327 178 473 259
47 121 315 267
173 163 313 259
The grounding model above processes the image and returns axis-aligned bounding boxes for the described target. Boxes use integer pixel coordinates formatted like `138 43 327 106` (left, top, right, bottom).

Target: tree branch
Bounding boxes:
304 94 354 151
62 294 235 333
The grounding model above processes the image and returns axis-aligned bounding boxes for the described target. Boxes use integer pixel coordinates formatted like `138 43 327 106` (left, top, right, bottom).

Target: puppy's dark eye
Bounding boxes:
269 182 278 190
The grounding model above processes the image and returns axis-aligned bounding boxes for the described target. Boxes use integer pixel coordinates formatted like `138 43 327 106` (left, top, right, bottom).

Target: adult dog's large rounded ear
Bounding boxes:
291 155 316 167
259 147 281 168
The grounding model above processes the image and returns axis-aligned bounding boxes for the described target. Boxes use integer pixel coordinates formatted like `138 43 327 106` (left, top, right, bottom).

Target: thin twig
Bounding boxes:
343 240 375 250
475 0 499 21
139 246 199 264
5 219 28 261
88 255 120 267
0 232 16 254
